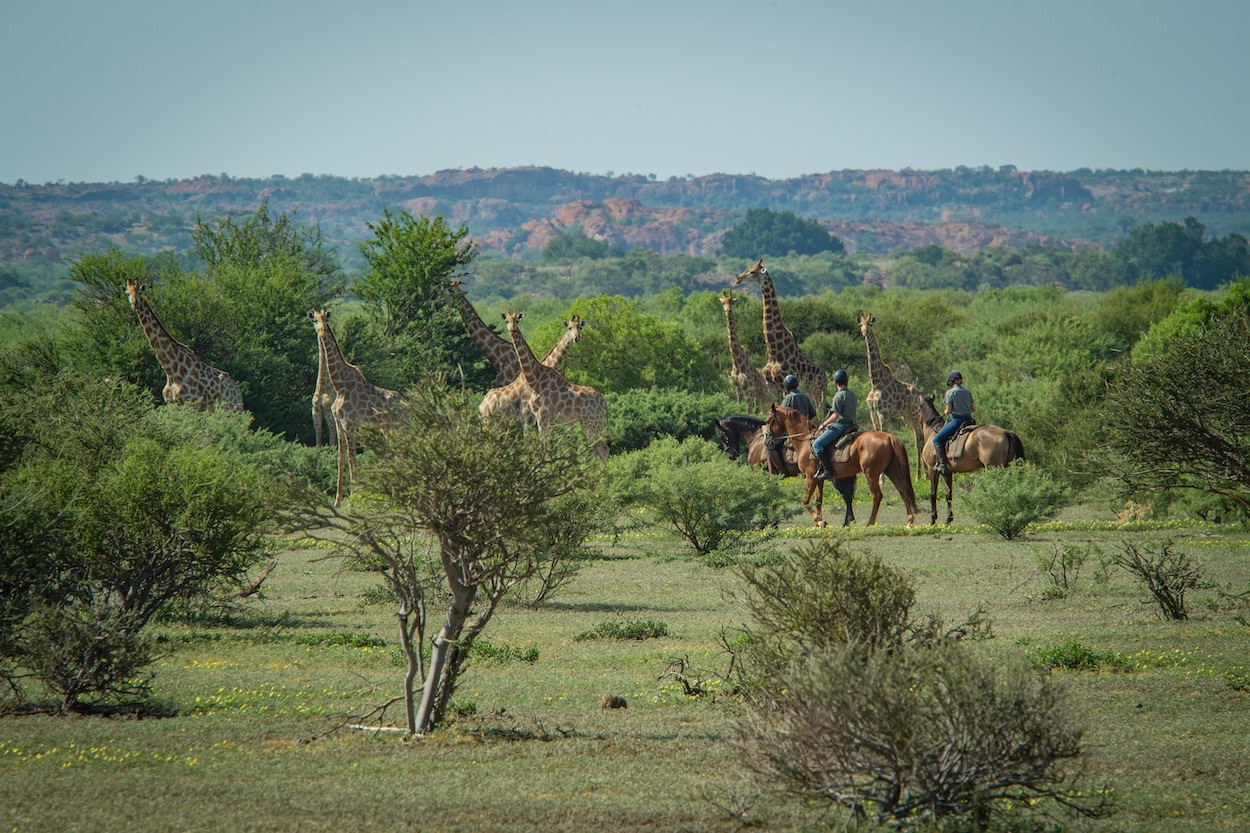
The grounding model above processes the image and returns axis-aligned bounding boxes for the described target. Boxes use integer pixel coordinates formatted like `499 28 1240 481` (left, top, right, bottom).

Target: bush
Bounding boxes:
574 619 670 642
604 387 739 453
606 437 790 554
0 372 275 711
735 641 1106 828
962 461 1071 540
1110 540 1202 620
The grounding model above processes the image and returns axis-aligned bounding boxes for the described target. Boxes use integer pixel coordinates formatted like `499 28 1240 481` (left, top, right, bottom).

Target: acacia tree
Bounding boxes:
1100 308 1250 517
353 379 601 734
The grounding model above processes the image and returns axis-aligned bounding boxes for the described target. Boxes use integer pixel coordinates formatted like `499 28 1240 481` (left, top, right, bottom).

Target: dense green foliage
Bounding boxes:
719 208 846 259
961 461 1072 540
1101 305 1250 520
605 437 789 554
0 373 275 711
1113 216 1250 290
349 209 493 391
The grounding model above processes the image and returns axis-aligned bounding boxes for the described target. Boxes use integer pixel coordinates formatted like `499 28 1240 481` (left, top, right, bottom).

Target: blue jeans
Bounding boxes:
933 415 973 455
813 423 853 457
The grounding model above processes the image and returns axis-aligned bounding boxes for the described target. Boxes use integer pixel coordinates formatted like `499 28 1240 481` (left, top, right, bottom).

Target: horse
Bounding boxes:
714 414 795 475
918 394 1026 525
764 405 919 529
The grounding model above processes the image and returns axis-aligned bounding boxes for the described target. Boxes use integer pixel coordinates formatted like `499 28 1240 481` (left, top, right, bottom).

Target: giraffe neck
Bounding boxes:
317 318 364 394
509 322 546 387
723 305 753 371
133 295 197 376
453 292 516 368
316 337 332 390
542 326 578 367
863 327 890 386
757 272 795 354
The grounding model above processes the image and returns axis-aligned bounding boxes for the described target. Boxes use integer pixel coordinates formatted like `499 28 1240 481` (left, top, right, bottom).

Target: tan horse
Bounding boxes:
764 405 918 528
918 394 1026 525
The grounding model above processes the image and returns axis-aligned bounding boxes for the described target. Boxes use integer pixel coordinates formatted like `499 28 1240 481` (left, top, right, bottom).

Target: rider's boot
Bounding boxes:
934 445 950 475
814 448 834 481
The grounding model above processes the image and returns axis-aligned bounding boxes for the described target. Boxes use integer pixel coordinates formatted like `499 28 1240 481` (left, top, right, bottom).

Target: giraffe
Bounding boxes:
443 281 520 387
480 316 585 424
719 290 772 414
733 260 828 411
124 279 243 411
502 311 608 460
859 313 925 464
308 309 407 506
312 335 338 449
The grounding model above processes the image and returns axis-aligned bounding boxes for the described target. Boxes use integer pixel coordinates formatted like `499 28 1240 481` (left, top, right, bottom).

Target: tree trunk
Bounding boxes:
413 554 475 733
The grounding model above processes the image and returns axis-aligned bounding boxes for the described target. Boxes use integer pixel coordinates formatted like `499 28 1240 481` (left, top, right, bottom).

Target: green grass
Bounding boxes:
2 511 1249 832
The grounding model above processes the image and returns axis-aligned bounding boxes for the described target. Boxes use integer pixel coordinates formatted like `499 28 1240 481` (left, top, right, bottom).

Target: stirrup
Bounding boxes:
815 466 832 481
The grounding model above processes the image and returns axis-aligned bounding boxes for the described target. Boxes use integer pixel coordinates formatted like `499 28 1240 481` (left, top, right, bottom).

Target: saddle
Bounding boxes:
944 420 978 460
831 426 860 464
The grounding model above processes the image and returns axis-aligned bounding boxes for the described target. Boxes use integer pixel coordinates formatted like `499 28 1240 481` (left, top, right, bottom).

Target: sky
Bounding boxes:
2 0 1248 185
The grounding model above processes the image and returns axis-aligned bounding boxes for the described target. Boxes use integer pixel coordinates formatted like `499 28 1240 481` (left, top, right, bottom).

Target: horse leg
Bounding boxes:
835 476 855 527
865 472 885 526
929 468 940 525
802 477 826 528
944 471 954 525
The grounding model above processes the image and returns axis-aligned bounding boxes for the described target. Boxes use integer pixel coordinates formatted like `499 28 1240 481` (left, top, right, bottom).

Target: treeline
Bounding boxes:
2 203 1247 519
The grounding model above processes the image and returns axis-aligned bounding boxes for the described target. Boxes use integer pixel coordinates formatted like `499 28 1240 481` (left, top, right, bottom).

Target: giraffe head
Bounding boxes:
502 310 523 334
859 314 876 338
733 259 767 287
308 308 331 338
719 289 740 312
124 279 144 309
564 315 585 341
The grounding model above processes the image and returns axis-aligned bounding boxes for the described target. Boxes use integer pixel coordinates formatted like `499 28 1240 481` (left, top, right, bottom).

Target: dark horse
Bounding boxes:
918 395 1026 525
714 415 791 474
764 406 918 528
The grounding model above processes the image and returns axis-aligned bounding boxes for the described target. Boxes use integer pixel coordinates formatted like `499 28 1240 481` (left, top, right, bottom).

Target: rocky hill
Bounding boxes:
2 166 1247 271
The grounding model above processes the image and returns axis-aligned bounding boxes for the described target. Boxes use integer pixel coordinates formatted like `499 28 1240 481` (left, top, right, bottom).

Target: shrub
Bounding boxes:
603 387 739 453
962 461 1071 540
735 641 1107 828
1110 540 1202 620
606 437 790 555
1028 639 1131 672
574 619 670 642
1035 542 1102 599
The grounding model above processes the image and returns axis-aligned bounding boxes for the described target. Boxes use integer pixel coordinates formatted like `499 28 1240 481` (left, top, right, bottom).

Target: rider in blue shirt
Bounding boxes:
812 369 856 481
933 370 975 474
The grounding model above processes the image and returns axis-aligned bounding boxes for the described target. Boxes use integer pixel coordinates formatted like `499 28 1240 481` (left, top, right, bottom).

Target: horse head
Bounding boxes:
714 419 740 460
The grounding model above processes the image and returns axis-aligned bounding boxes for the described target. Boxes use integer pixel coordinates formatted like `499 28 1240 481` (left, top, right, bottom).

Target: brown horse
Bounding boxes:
918 395 1026 525
764 405 918 528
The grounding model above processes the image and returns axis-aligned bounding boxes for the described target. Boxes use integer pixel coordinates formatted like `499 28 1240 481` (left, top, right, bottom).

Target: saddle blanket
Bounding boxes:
946 422 977 460
832 428 860 464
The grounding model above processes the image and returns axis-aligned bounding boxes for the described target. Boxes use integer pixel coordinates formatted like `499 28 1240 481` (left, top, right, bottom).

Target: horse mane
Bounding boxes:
719 414 766 432
918 395 945 431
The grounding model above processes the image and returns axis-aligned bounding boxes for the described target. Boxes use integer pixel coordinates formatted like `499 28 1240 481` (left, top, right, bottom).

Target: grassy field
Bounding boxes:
3 501 1249 832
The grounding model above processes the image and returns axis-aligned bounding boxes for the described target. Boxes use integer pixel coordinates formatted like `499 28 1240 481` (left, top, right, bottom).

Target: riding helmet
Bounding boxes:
833 369 849 385
783 374 799 390
947 371 963 385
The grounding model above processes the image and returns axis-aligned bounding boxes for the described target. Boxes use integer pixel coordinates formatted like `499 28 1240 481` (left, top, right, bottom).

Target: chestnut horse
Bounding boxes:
918 395 1026 525
764 405 918 528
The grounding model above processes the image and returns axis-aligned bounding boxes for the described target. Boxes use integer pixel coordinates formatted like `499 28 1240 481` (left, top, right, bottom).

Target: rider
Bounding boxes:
779 374 817 422
812 369 856 481
933 370 976 474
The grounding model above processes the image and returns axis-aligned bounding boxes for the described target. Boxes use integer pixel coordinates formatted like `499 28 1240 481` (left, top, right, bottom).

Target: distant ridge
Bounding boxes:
3 166 1247 269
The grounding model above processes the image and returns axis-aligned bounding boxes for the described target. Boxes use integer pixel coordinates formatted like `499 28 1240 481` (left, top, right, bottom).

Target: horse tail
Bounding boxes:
886 435 920 516
1006 432 1026 464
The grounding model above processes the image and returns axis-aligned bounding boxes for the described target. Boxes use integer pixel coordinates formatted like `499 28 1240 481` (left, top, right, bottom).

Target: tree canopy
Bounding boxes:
719 208 846 259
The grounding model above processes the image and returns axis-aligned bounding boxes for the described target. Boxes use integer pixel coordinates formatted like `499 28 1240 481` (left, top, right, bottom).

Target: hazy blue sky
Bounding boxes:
2 0 1247 184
